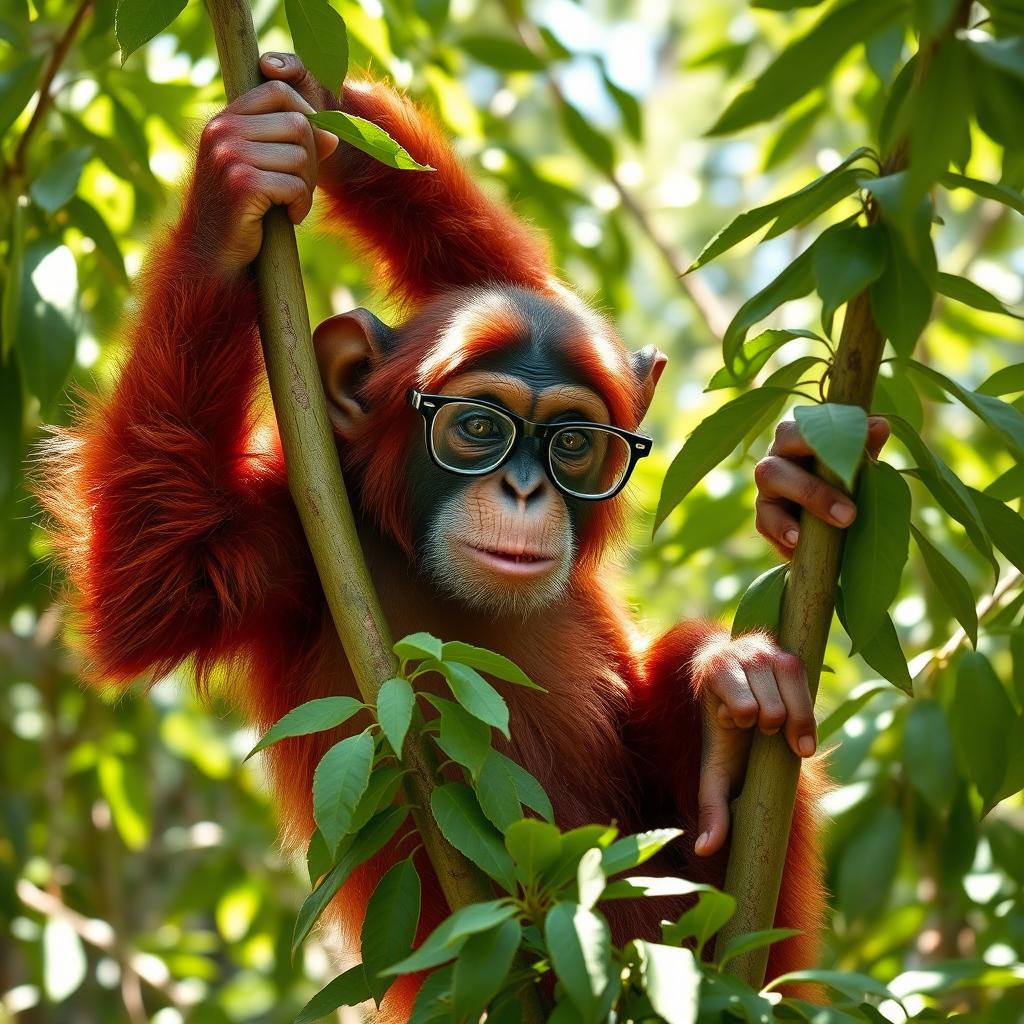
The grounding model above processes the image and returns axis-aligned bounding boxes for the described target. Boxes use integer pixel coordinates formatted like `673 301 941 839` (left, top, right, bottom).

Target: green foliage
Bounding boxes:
3 0 1024 1020
284 0 348 91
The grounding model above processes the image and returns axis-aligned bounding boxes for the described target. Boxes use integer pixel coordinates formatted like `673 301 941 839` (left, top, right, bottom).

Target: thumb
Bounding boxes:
696 760 732 858
259 51 335 110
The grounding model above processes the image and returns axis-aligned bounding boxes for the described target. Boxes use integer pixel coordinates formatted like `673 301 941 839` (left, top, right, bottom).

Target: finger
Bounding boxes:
766 420 814 459
240 141 310 178
260 51 331 109
696 762 733 857
228 78 316 116
772 653 817 758
250 169 312 224
867 416 890 459
240 111 333 183
706 657 758 730
755 494 801 554
744 662 787 735
753 456 856 528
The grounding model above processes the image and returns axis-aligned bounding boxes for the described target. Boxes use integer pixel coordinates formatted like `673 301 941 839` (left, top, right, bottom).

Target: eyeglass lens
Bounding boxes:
430 400 631 497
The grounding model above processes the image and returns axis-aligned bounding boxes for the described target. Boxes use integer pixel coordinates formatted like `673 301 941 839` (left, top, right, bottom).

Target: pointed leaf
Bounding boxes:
475 750 523 832
441 640 542 689
656 388 789 531
246 696 364 760
425 694 491 778
601 828 683 876
717 928 802 968
361 858 421 1003
505 819 562 882
633 942 700 1024
732 564 788 637
811 224 886 336
794 403 868 490
839 460 911 652
869 224 934 356
433 660 510 737
294 965 372 1024
284 0 348 91
451 918 522 1019
313 731 375 855
394 631 443 663
545 902 611 1022
662 889 736 955
706 329 821 391
910 525 978 647
115 0 187 63
904 698 958 815
377 677 414 755
430 784 517 891
937 271 1023 320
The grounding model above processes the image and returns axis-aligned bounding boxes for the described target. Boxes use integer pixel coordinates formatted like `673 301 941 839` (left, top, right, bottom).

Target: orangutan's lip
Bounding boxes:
460 542 559 577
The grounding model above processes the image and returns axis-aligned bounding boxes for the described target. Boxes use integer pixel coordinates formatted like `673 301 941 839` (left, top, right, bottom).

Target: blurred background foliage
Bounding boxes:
1 0 1023 1021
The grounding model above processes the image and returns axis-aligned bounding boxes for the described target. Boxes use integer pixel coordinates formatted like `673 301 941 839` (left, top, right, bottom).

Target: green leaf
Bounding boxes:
475 751 523 832
408 965 454 1024
941 171 1024 215
600 876 711 901
951 652 1014 807
0 358 22 503
839 460 911 651
489 750 554 822
313 731 375 855
383 900 516 975
430 784 517 892
395 632 443 662
246 696 364 759
707 0 901 135
15 239 77 410
114 0 187 64
986 464 1024 502
722 246 818 366
969 487 1024 573
433 660 510 737
762 169 867 240
294 965 372 1024
716 928 802 968
505 819 562 883
903 698 958 815
545 902 611 1022
308 111 434 171
812 224 886 336
967 35 1024 82
632 942 700 1024
841 602 912 695
836 803 902 919
441 641 542 689
817 681 889 741
376 678 414 755
0 57 43 137
794 403 869 490
559 101 615 172
662 889 736 955
706 329 821 391
293 805 409 954
890 418 995 573
910 525 978 647
686 149 873 271
458 33 544 71
451 918 522 1019
601 828 683 876
361 858 421 1003
576 848 605 910
763 969 893 1001
906 40 972 200
937 271 1023 321
540 824 618 890
425 694 491 778
285 0 349 91
350 765 404 834
306 828 332 884
655 388 789 531
97 754 151 851
978 363 1024 397
1 201 25 362
29 147 92 213
66 198 127 284
603 73 642 141
869 224 934 356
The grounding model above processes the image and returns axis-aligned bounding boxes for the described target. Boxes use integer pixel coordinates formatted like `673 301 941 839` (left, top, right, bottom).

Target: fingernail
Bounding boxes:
798 735 816 757
696 832 709 854
265 54 285 67
831 501 854 526
784 527 799 546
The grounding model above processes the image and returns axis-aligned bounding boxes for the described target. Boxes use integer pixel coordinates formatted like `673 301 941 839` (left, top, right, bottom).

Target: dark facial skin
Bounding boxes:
406 292 606 558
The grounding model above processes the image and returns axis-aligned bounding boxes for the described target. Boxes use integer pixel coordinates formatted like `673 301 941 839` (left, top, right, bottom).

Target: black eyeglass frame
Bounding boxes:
408 388 653 501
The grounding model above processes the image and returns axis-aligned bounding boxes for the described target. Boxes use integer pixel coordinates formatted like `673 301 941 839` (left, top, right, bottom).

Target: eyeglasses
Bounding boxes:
408 389 652 501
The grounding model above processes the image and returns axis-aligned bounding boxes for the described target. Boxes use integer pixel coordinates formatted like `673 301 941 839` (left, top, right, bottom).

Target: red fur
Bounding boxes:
37 76 826 1021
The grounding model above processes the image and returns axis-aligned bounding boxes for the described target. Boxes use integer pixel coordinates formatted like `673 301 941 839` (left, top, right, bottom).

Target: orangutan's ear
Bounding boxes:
631 345 668 417
313 309 394 441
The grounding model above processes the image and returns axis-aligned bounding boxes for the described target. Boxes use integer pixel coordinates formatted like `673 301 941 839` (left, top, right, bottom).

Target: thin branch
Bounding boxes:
11 0 94 178
499 4 733 341
16 879 190 1010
